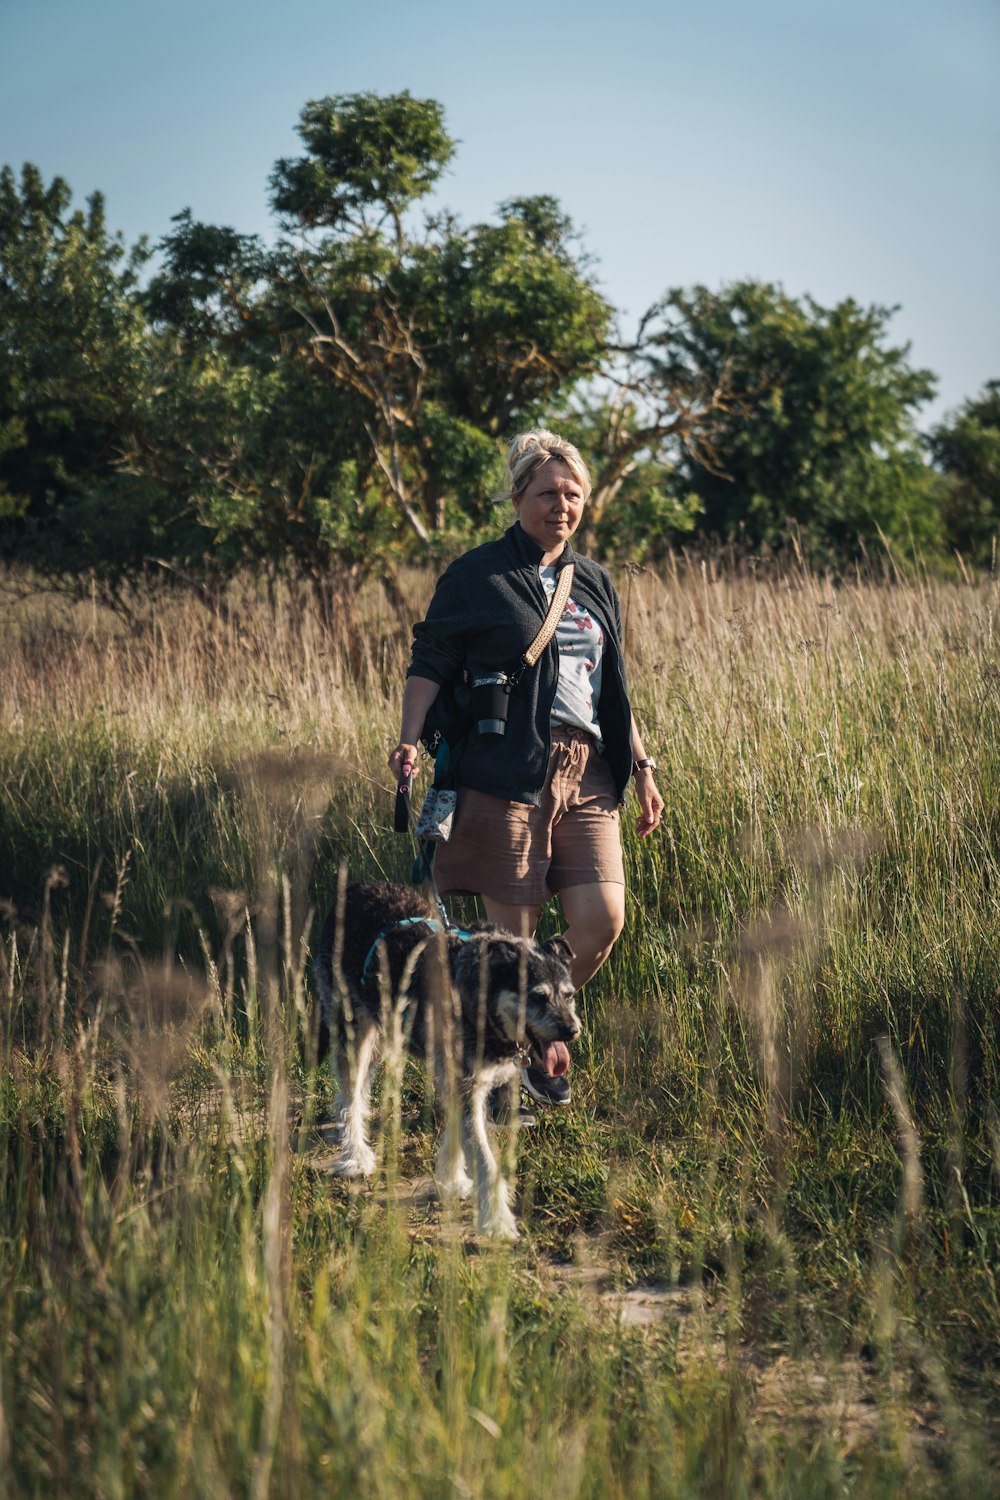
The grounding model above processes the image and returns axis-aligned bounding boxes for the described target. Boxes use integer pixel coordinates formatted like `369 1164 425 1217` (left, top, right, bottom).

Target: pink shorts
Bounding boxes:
433 727 625 905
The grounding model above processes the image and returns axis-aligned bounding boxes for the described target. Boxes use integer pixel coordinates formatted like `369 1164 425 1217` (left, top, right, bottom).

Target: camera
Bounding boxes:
471 673 511 739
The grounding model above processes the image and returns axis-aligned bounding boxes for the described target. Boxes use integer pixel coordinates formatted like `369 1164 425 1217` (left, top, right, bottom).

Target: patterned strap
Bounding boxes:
522 564 574 668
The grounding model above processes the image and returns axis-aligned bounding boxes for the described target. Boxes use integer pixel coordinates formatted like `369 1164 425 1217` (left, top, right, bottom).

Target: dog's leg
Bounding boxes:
314 958 350 1136
329 1089 348 1138
333 1023 380 1178
461 1081 519 1242
434 1100 474 1200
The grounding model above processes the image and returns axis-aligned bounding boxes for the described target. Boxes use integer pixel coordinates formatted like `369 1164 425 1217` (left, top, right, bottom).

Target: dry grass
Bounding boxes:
1 555 998 1497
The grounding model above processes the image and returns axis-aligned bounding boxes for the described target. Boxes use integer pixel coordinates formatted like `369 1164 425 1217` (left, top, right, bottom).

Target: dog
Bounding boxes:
312 881 581 1240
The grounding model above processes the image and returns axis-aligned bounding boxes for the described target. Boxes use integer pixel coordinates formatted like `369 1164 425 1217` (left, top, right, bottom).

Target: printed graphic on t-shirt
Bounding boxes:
539 566 605 745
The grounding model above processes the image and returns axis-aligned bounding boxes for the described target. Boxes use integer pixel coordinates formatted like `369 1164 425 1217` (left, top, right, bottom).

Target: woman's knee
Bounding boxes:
589 913 625 959
561 884 626 955
607 902 626 947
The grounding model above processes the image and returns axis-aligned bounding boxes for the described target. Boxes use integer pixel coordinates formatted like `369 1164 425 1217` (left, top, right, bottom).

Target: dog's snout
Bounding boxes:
558 1006 583 1043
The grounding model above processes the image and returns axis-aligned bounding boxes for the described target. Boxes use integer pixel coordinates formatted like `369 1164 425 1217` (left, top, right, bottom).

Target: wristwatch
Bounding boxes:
633 757 657 774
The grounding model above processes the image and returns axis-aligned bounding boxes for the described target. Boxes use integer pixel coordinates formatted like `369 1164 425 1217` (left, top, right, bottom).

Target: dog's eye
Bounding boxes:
529 986 552 1004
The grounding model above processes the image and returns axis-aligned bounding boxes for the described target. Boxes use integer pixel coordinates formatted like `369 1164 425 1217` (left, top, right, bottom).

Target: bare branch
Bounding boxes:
364 421 431 545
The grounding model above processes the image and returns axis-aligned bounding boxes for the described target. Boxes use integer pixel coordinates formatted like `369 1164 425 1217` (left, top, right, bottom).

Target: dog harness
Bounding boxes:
360 916 532 1065
360 916 471 984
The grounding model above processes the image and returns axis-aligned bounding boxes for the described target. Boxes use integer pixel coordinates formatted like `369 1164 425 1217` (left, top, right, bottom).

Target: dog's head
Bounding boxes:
454 930 581 1072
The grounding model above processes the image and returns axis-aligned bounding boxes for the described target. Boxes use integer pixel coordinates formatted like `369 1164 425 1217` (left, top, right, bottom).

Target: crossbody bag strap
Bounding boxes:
521 563 574 668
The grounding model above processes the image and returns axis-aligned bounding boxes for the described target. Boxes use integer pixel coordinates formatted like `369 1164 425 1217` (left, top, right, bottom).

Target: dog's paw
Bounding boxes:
333 1149 376 1178
436 1170 475 1201
481 1210 520 1243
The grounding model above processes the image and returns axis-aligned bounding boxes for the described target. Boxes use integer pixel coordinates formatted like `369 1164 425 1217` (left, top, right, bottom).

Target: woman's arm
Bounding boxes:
602 567 663 837
630 719 664 838
388 675 441 786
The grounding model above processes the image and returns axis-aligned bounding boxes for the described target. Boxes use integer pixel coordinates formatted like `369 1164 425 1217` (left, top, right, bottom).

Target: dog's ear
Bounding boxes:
490 939 523 967
454 935 521 981
541 935 575 964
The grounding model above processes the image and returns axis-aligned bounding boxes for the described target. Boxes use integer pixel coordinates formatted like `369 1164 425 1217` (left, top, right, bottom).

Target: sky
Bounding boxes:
2 0 998 427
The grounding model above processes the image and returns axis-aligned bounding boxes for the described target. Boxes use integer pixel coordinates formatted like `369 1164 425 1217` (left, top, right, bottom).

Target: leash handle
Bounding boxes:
393 762 413 833
390 754 456 931
396 765 457 931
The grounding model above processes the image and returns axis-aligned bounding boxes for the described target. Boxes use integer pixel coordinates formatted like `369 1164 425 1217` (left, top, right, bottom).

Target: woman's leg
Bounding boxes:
481 896 542 939
482 886 624 988
483 884 624 1110
558 882 626 989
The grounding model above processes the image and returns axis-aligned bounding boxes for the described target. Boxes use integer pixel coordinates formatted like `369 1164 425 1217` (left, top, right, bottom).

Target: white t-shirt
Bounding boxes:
539 565 605 748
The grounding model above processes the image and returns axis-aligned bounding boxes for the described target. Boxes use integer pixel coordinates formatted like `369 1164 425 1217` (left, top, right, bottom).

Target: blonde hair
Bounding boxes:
501 429 592 504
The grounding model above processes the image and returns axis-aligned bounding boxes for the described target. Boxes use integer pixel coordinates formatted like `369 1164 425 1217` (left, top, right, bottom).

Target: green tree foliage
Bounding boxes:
136 214 381 600
142 209 266 340
0 98 978 592
0 164 159 591
141 92 611 564
266 97 611 540
650 282 940 564
270 91 456 241
928 381 1000 566
406 196 611 438
557 295 749 557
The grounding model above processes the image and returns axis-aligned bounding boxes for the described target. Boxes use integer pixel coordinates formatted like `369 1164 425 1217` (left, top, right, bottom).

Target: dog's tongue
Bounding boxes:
542 1040 571 1077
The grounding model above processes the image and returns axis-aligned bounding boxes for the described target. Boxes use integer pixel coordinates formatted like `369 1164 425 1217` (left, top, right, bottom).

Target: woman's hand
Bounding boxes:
390 677 441 785
388 742 420 786
634 767 664 837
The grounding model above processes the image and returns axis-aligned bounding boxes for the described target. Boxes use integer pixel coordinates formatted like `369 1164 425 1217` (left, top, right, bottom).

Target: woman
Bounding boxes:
389 430 663 1105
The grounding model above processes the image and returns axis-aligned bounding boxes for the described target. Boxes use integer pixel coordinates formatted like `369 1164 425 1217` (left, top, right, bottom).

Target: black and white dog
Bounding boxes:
312 882 580 1240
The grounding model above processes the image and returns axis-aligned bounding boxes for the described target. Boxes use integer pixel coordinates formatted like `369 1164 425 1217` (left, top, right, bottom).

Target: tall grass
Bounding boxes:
1 557 998 1496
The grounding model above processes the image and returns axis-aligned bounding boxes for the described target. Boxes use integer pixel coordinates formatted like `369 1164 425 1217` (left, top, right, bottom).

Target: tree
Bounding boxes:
928 381 1000 566
140 95 612 563
0 164 158 594
137 210 378 600
556 295 747 556
265 96 612 542
644 282 940 564
269 91 456 248
3 106 961 595
124 331 393 612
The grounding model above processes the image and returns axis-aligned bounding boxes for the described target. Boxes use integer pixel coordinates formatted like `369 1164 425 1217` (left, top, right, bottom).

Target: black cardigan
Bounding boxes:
407 523 634 805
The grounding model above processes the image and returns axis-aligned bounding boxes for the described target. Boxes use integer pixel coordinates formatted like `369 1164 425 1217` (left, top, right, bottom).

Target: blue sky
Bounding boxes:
3 0 997 426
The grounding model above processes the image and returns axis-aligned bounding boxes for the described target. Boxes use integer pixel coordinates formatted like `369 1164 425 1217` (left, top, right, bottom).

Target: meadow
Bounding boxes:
0 553 998 1497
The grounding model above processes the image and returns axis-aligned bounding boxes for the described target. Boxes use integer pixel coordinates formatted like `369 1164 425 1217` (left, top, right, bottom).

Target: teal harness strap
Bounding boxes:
360 916 472 985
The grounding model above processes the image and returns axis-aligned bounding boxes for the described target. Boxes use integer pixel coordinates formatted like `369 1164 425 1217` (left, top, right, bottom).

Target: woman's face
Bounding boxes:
513 460 586 556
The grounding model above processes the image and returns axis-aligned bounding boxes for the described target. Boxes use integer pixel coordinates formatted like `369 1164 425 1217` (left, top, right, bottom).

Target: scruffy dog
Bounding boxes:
312 882 580 1240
